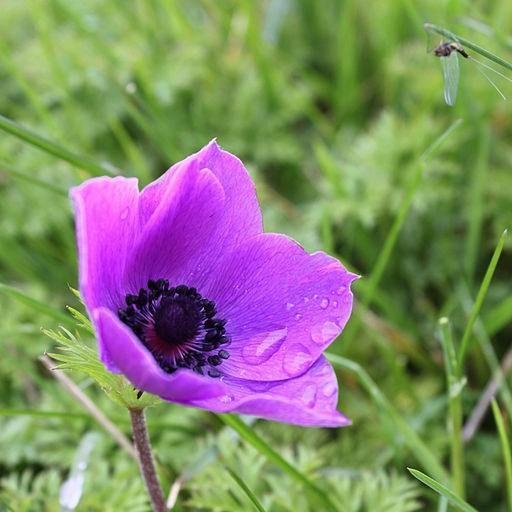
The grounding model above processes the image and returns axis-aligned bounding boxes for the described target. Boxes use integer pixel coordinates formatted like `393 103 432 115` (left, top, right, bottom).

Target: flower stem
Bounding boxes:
129 407 166 512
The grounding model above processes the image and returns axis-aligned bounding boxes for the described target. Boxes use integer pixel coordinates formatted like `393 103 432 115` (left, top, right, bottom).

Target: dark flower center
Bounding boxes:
118 279 230 378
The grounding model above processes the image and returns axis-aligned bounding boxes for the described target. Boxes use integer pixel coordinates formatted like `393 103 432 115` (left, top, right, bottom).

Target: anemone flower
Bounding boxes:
71 141 356 427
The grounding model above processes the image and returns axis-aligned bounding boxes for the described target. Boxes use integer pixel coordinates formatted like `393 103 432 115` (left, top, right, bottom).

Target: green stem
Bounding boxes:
439 318 465 498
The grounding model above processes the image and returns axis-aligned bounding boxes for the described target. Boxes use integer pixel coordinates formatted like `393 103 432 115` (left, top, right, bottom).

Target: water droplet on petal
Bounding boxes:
219 394 234 403
286 302 294 311
313 294 319 300
332 300 338 308
335 315 348 328
282 344 312 376
301 384 317 408
311 363 330 377
242 328 288 365
320 298 329 309
337 285 347 295
247 381 276 393
303 297 310 303
294 313 303 320
310 321 339 345
322 382 337 397
120 207 130 220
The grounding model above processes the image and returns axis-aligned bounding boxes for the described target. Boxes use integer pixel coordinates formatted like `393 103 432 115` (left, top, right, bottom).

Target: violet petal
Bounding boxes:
93 307 228 401
202 233 357 381
189 356 350 427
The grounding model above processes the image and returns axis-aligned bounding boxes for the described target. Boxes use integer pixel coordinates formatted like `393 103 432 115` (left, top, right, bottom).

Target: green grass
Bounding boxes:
0 1 511 511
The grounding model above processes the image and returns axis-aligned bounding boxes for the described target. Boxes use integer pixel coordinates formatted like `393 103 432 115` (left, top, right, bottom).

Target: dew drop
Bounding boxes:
332 300 338 308
320 298 329 309
120 207 130 220
219 394 234 404
282 344 312 376
310 321 339 345
337 285 347 295
322 382 337 397
335 314 348 328
313 294 319 300
310 363 330 377
301 384 317 408
294 313 303 320
242 328 288 365
286 302 294 311
247 381 276 393
303 297 310 303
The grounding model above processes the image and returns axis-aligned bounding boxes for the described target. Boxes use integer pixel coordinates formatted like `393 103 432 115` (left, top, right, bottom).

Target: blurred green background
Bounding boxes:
0 0 511 510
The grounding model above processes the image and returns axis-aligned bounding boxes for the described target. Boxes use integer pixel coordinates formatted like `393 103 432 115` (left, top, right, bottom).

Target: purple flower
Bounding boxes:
71 141 356 427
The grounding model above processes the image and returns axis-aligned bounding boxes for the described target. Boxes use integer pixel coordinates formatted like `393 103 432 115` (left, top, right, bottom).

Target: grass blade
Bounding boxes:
424 22 512 72
225 465 267 512
492 400 512 512
0 162 68 196
0 282 74 327
464 127 490 279
218 414 338 512
328 353 449 483
439 317 465 497
408 468 478 512
458 229 508 366
342 119 463 351
0 114 119 177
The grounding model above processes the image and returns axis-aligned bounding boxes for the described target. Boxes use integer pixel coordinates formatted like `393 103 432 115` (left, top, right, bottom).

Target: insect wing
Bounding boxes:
441 51 459 106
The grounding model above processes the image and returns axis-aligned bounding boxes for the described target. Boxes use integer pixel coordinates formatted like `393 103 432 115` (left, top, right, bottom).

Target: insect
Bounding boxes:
432 40 511 106
434 41 469 59
433 41 468 106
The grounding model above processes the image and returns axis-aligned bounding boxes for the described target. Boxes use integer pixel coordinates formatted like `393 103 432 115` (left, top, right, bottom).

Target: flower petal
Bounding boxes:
93 307 227 401
202 233 357 381
130 141 263 288
189 356 350 427
70 176 140 312
139 140 262 241
124 163 226 291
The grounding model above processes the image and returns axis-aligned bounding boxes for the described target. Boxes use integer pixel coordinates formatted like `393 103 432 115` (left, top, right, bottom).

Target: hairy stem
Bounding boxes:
129 408 166 512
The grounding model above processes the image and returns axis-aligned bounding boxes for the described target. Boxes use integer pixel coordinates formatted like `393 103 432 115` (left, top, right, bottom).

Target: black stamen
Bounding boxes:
118 281 230 379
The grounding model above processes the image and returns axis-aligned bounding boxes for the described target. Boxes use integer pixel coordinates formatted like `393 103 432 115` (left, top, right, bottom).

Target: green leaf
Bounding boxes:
218 414 338 512
342 119 463 351
408 468 478 512
328 353 449 484
44 326 160 409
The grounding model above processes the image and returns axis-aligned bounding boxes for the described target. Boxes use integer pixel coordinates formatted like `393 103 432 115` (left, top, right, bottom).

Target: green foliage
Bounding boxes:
0 0 511 510
188 427 421 512
44 324 160 409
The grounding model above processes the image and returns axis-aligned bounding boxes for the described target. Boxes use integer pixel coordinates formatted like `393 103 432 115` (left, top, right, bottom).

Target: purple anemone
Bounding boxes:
71 141 357 427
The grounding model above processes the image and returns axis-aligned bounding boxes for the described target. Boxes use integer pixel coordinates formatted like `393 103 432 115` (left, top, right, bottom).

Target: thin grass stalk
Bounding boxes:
491 400 512 512
458 229 508 366
439 318 465 498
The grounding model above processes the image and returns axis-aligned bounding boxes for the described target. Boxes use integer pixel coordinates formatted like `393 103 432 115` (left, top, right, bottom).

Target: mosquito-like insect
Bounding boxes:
432 40 512 106
433 41 467 105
